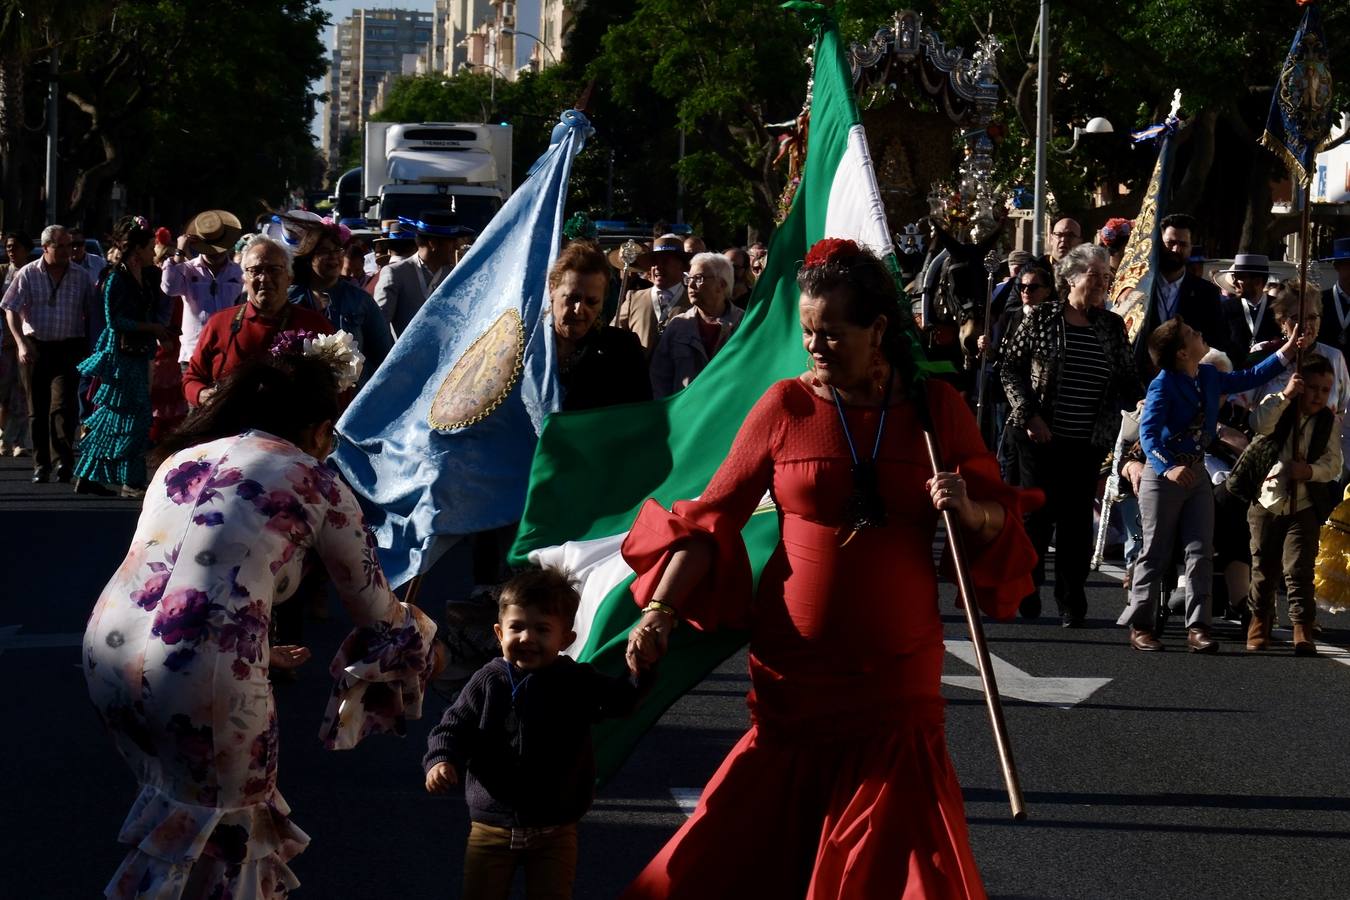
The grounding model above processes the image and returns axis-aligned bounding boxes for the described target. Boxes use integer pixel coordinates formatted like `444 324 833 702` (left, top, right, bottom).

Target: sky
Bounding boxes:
311 1 431 140
311 0 541 142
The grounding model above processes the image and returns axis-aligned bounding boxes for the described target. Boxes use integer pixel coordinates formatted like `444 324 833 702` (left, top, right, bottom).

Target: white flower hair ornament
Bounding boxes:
269 329 366 391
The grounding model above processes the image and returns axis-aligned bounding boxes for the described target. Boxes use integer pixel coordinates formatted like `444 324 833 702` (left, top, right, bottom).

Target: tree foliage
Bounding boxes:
837 0 1350 253
4 0 327 235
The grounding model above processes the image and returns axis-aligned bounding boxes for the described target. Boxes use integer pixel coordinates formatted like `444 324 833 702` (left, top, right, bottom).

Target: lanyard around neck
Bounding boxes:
830 374 894 468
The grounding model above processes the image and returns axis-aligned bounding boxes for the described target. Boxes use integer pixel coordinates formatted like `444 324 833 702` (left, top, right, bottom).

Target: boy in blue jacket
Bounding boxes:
1118 315 1299 651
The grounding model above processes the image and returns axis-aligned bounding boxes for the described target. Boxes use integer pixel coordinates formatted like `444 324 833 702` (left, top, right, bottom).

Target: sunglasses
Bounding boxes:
1017 283 1046 292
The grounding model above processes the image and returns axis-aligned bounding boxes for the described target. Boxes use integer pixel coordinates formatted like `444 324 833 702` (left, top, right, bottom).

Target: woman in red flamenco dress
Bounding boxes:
621 239 1040 900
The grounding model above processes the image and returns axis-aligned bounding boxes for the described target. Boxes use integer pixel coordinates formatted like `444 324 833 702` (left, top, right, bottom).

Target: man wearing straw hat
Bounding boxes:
1217 253 1279 366
162 210 245 367
613 233 691 359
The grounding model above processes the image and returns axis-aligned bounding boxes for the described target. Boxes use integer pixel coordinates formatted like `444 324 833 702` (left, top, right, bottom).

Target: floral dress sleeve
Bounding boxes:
304 461 438 750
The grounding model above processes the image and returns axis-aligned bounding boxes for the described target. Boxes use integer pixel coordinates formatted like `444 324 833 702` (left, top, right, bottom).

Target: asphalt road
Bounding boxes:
4 452 1350 899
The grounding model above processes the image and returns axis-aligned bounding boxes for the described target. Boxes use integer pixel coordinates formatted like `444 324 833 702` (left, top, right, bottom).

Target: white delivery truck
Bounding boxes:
362 122 513 233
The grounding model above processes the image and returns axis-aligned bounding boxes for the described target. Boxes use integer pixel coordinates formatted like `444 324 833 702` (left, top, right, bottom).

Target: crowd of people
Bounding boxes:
27 193 1348 900
0 212 764 498
981 211 1350 657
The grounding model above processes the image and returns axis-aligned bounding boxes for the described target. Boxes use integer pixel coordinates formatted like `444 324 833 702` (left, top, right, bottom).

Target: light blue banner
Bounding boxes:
333 109 593 586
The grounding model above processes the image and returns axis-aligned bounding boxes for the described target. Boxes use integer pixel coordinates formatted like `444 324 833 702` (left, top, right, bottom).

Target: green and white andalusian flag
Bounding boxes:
510 5 907 780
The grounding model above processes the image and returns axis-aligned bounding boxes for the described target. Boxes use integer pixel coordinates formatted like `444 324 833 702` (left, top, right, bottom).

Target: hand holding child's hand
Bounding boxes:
1283 373 1305 400
425 762 459 794
626 610 672 676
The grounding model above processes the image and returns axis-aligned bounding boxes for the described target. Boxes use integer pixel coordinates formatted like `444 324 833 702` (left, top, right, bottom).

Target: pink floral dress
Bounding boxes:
83 430 437 900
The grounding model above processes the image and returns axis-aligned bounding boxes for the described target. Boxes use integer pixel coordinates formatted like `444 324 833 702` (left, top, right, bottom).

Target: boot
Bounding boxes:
1246 612 1270 652
1292 623 1318 657
1130 628 1163 651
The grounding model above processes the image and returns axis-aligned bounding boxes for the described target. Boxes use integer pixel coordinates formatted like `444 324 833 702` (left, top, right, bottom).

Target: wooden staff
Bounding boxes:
1292 179 1313 512
402 574 424 606
917 388 1027 820
974 251 999 445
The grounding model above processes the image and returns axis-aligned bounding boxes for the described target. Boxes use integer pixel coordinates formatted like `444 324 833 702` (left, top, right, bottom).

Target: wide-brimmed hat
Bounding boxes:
632 233 691 270
1214 253 1271 294
185 209 243 255
1322 237 1350 262
372 218 417 250
399 209 476 239
607 239 650 271
265 209 326 256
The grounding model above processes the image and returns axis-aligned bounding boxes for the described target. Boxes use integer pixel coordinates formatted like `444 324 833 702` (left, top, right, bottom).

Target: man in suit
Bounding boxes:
1217 253 1280 366
374 210 474 339
1132 212 1227 376
1319 237 1350 358
613 233 691 360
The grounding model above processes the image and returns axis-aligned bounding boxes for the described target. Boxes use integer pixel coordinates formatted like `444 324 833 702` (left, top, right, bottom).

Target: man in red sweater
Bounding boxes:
183 236 334 405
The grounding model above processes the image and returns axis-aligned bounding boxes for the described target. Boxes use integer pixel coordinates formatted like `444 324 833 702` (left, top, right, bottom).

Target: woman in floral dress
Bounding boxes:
83 346 438 899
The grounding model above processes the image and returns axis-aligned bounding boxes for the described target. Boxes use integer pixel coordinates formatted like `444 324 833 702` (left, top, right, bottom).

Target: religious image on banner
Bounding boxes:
1112 92 1182 347
1260 1 1334 187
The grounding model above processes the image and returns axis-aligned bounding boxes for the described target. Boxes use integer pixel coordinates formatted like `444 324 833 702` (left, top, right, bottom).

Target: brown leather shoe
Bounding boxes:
1292 623 1318 657
1130 628 1164 651
1246 613 1270 651
1187 626 1219 653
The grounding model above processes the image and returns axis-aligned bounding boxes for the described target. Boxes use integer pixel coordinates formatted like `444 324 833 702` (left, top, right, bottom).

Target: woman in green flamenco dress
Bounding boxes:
74 215 176 498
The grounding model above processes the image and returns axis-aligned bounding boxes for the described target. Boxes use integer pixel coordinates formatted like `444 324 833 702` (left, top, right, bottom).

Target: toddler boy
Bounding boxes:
424 567 650 900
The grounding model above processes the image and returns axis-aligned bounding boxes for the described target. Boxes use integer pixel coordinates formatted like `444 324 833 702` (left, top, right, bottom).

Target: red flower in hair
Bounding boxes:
804 238 862 268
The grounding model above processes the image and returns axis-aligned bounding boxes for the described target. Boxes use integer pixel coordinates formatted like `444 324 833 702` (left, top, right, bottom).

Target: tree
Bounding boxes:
0 0 327 234
0 0 109 230
590 0 812 240
837 0 1350 254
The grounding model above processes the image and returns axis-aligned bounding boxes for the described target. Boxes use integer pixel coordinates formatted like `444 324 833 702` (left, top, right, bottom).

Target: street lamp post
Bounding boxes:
500 27 557 66
465 61 508 110
1032 0 1049 257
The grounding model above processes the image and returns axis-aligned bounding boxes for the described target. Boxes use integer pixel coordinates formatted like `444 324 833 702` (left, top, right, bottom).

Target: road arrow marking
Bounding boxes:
943 639 1112 707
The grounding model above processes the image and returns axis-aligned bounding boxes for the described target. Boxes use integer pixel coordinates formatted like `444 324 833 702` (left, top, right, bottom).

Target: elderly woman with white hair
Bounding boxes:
1001 242 1142 625
650 251 745 398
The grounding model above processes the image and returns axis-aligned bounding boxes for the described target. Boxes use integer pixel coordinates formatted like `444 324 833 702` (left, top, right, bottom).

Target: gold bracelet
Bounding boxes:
645 600 680 626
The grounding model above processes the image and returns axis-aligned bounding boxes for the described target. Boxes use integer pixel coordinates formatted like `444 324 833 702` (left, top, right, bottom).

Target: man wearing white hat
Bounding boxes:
162 210 245 367
1217 253 1279 367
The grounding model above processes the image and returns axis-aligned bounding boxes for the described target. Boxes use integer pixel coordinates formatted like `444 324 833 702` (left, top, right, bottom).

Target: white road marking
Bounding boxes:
669 787 700 817
943 639 1112 707
0 624 83 656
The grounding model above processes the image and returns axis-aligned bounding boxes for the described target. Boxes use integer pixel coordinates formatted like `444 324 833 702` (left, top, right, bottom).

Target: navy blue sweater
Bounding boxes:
423 656 648 827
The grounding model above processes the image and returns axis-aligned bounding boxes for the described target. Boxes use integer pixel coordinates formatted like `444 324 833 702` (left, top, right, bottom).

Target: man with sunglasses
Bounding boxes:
1 224 97 483
163 210 246 370
183 236 333 406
